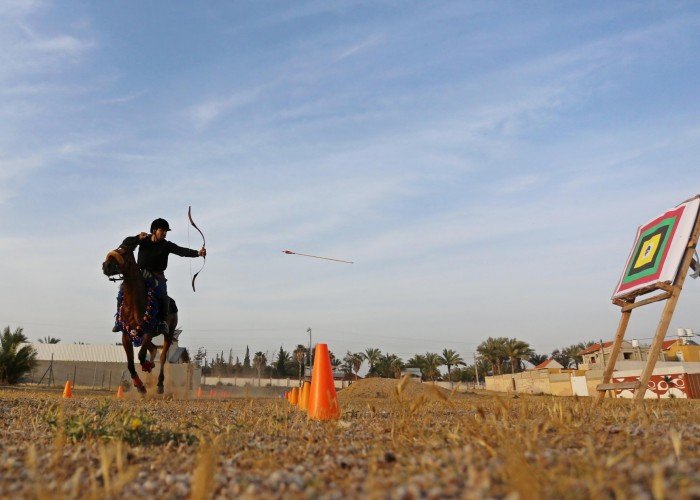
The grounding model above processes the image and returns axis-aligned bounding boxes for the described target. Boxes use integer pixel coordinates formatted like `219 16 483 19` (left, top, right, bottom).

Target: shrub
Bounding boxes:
0 326 37 384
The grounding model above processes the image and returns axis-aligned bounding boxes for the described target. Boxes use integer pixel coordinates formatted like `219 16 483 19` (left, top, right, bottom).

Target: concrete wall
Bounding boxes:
484 371 572 395
202 375 352 390
28 360 201 396
571 376 589 396
30 360 128 389
485 363 700 399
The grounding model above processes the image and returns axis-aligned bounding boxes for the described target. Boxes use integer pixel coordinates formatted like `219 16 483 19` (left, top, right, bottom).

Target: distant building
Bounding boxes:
401 367 422 378
579 341 635 367
532 358 564 372
662 339 700 362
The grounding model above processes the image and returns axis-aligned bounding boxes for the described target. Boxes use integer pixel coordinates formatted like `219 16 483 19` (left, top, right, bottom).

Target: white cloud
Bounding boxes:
188 87 265 129
334 34 382 61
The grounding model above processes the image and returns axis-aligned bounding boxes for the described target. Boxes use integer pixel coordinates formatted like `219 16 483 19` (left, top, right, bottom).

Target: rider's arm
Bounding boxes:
168 242 200 258
120 235 142 252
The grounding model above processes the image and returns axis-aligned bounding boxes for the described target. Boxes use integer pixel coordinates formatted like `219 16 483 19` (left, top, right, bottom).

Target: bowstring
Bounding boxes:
188 208 192 286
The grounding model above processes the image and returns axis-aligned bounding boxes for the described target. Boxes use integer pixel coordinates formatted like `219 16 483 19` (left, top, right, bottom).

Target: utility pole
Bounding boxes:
599 338 606 367
473 353 480 389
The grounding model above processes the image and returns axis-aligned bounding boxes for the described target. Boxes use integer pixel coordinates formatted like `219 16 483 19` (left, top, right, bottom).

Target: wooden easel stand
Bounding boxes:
596 210 700 403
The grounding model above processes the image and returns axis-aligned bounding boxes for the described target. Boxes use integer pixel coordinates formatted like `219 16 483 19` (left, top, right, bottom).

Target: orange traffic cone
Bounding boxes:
307 343 340 420
116 385 124 399
209 389 215 398
62 380 73 398
197 386 203 398
290 387 300 405
299 381 311 410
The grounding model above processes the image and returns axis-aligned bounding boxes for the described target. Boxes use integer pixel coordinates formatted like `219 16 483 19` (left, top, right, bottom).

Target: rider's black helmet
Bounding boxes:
150 218 171 233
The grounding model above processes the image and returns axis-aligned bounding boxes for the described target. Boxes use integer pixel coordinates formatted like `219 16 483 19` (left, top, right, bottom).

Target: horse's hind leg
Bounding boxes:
157 335 172 394
122 333 146 394
158 310 177 395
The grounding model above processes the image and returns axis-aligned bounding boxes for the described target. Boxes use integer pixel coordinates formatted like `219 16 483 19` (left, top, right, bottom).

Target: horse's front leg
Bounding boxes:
122 333 146 394
138 334 156 373
158 336 171 394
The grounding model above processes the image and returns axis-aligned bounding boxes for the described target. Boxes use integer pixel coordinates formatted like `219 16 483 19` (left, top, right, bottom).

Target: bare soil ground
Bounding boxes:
1 381 698 499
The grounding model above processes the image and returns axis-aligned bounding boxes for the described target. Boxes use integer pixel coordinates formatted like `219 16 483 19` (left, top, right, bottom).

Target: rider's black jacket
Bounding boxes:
121 236 199 274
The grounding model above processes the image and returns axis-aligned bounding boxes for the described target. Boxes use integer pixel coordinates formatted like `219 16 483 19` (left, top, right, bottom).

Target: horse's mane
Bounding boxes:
116 248 146 331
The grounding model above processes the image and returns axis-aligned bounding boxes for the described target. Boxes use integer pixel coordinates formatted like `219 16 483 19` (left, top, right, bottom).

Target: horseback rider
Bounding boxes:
113 218 206 335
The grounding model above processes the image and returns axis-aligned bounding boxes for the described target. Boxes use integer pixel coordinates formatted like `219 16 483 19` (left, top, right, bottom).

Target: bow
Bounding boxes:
188 206 206 292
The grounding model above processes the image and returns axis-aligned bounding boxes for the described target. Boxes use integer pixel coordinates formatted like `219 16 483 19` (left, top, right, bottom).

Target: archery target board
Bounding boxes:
612 196 700 299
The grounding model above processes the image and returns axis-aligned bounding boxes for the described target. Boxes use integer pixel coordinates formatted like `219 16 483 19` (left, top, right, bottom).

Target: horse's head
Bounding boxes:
103 248 128 278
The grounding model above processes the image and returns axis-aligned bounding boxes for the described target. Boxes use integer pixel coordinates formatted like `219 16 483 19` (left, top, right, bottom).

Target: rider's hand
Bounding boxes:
199 247 207 257
139 232 149 240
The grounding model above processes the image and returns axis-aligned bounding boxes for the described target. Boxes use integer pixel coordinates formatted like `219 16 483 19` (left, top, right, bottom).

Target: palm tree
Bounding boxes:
293 344 307 383
0 326 37 384
477 337 508 375
362 347 382 377
329 350 342 369
422 352 443 381
563 342 592 369
528 353 548 366
503 338 534 374
253 351 267 385
375 353 401 378
38 336 60 344
343 351 363 380
389 356 405 379
439 349 466 383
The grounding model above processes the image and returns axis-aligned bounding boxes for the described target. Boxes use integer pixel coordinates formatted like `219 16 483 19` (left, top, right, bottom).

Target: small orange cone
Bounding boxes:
209 389 215 398
290 387 300 405
62 380 73 398
307 343 340 420
116 385 124 399
299 381 311 410
197 386 203 398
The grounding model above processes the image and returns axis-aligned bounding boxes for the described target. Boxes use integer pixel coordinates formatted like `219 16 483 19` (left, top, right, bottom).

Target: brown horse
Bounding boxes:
102 247 177 394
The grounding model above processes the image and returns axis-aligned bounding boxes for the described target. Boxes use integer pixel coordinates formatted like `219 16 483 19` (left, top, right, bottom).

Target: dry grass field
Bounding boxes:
1 379 699 499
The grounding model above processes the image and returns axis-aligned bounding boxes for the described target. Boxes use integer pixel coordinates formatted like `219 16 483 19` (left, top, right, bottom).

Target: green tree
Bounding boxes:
362 347 382 376
253 351 267 385
343 351 363 380
38 336 60 344
329 350 342 369
275 346 290 376
375 353 403 378
243 346 251 371
390 356 405 379
293 344 307 384
439 349 465 383
422 352 443 381
503 338 534 373
0 326 37 385
193 347 207 368
477 337 508 375
529 353 548 366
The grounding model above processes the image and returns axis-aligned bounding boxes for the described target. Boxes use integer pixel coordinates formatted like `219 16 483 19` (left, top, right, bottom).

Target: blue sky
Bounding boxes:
2 1 700 364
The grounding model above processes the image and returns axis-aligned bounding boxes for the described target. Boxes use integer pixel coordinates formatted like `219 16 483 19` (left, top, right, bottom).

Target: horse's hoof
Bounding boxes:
157 385 164 395
140 361 155 373
132 377 147 395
